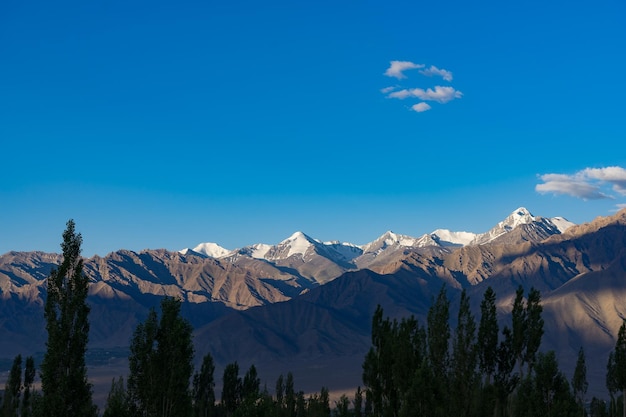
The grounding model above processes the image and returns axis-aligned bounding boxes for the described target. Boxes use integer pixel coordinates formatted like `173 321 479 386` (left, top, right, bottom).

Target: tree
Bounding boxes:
478 286 499 385
275 374 285 412
285 372 296 417
572 346 588 417
2 355 22 417
221 362 241 416
427 285 451 381
238 365 260 417
451 289 478 416
353 386 363 417
524 287 544 375
612 320 626 417
21 356 36 417
511 285 527 378
193 354 216 417
127 297 194 417
127 308 159 416
40 220 97 417
103 377 130 417
155 297 194 417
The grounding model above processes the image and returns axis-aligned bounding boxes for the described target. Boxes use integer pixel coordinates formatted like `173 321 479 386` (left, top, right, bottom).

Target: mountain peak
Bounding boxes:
190 242 232 258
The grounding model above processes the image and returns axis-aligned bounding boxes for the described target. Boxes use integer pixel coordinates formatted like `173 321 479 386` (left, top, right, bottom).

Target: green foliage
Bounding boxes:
221 362 241 416
451 289 479 416
478 286 498 384
21 356 36 417
40 220 97 417
126 296 194 417
103 377 130 417
511 286 527 378
2 355 22 417
571 346 588 415
524 288 544 375
193 354 216 417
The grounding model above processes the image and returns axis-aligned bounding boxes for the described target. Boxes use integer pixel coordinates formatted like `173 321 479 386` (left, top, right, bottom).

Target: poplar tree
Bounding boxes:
221 362 241 417
451 289 478 416
524 287 544 375
2 355 22 417
612 320 626 417
22 356 36 417
478 286 498 385
193 354 216 417
127 297 194 417
41 220 97 417
511 286 527 378
572 346 588 417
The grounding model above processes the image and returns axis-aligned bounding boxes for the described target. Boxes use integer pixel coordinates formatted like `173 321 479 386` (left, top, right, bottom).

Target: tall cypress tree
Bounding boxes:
41 220 97 417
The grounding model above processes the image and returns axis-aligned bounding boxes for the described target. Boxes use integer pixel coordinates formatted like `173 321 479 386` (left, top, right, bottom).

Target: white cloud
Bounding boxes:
384 61 424 79
411 102 431 112
380 86 396 94
582 167 626 195
536 166 626 200
387 86 463 103
419 65 453 81
387 89 413 99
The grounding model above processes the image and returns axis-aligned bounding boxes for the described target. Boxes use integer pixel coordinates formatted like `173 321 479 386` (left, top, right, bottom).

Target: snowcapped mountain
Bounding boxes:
361 231 423 254
469 207 575 245
185 207 576 267
179 242 232 258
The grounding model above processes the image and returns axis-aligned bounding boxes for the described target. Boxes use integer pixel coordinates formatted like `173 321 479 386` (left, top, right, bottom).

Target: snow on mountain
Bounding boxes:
323 240 363 262
429 229 477 246
184 207 575 262
469 207 537 245
228 243 273 260
550 216 576 233
469 207 573 245
190 242 232 258
362 231 423 254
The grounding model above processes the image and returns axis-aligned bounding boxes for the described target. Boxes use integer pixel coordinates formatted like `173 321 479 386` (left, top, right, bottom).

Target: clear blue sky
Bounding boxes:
1 0 625 257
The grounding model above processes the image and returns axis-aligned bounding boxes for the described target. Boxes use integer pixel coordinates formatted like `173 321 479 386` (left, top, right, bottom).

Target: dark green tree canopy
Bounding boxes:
40 220 96 417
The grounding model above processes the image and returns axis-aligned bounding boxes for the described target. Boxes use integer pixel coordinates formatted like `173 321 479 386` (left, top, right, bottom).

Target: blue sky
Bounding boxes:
1 0 625 257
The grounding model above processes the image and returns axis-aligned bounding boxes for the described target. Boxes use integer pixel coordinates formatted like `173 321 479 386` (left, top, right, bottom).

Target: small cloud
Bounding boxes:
412 86 462 103
384 61 424 79
387 86 463 103
380 86 396 94
387 89 413 99
536 166 626 200
582 167 626 195
411 102 431 112
419 65 453 81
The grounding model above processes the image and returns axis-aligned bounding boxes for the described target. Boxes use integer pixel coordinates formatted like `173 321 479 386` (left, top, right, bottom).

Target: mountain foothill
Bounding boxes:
1 207 626 399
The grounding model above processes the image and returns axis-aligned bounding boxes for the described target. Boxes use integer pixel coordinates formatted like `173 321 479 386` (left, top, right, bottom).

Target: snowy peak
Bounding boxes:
264 231 318 260
362 231 423 254
184 207 576 262
550 216 576 233
428 229 477 247
190 242 232 258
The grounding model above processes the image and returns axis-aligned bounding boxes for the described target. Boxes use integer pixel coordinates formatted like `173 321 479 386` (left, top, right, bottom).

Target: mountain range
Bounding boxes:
1 207 624 399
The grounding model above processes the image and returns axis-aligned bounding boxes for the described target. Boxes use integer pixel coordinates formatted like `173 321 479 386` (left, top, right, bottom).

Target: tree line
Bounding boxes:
2 220 626 416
